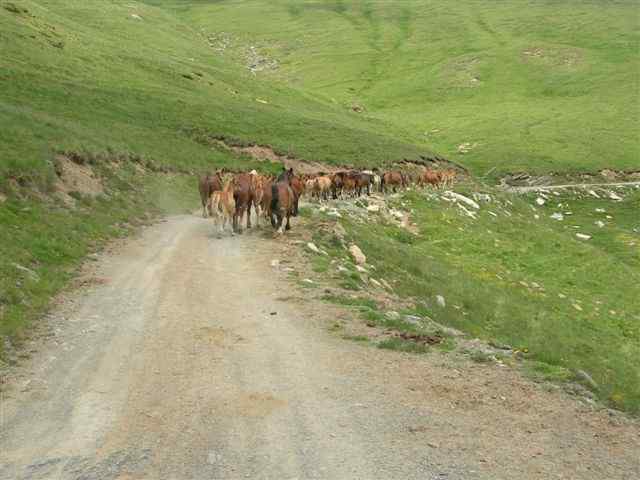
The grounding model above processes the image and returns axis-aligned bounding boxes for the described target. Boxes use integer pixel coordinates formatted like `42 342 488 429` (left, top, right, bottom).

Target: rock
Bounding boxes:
366 204 380 213
303 279 314 285
536 197 545 206
595 208 606 213
337 265 349 273
370 278 382 287
404 315 422 325
389 209 404 220
349 245 366 265
307 242 321 254
385 311 400 320
436 295 446 308
380 279 393 290
576 370 599 390
130 13 143 20
488 211 498 217
443 191 480 209
270 259 280 268
588 190 600 199
572 303 583 311
13 263 39 281
355 265 368 273
333 222 346 239
576 233 591 240
327 209 342 218
550 212 564 221
608 191 623 201
595 220 605 228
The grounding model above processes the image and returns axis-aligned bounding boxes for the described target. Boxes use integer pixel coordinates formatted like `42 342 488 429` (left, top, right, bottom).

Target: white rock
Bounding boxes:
307 242 321 254
536 197 545 206
595 220 605 228
303 279 314 284
550 212 564 221
327 209 342 218
370 278 382 287
355 265 368 273
131 14 143 20
576 233 591 240
608 192 623 201
349 245 366 265
458 204 477 219
534 214 540 220
436 295 446 308
270 259 280 268
337 265 349 273
595 208 606 213
588 190 600 198
366 204 380 213
444 191 480 209
488 211 498 217
385 311 400 320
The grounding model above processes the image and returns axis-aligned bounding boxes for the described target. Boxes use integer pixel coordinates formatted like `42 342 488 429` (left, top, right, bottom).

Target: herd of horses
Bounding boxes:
198 166 457 234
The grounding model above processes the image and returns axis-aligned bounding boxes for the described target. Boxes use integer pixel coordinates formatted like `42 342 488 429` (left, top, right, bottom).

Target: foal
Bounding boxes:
210 177 236 234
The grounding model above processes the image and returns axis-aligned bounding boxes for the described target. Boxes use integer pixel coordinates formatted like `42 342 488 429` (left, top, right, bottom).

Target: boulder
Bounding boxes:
349 245 366 265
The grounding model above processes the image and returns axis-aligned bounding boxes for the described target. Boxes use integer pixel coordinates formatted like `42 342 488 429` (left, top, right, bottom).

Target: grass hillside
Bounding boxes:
0 0 434 187
173 0 640 176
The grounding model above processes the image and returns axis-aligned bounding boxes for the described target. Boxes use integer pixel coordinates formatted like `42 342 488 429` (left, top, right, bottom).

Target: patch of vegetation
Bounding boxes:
525 361 575 383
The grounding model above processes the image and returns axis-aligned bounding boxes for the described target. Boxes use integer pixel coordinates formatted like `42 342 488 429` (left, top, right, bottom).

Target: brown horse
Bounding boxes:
381 171 405 193
260 176 274 222
271 168 295 233
232 173 256 233
289 174 305 216
198 172 223 217
419 169 441 188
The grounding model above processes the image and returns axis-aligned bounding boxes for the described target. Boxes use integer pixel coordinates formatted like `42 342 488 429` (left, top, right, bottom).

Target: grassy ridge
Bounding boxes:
179 0 640 175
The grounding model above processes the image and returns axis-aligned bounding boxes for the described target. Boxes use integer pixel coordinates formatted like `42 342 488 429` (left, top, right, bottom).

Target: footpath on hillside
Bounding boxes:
0 215 639 479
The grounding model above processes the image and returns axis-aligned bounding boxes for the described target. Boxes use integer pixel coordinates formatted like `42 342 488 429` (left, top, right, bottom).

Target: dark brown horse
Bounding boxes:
271 168 295 233
232 173 256 233
350 171 373 196
198 172 223 217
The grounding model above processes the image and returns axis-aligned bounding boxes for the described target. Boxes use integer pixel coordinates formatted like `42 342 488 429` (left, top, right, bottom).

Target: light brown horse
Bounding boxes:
210 177 236 233
271 168 295 233
198 172 223 217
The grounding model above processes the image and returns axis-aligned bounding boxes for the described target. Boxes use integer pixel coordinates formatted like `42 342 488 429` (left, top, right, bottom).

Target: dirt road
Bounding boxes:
1 216 639 479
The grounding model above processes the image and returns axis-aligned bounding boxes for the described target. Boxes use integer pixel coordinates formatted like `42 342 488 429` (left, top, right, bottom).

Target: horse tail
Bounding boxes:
380 174 385 193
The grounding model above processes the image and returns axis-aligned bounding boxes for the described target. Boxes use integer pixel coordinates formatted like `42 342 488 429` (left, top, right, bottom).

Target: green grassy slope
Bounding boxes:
0 0 435 185
176 0 640 176
306 186 640 412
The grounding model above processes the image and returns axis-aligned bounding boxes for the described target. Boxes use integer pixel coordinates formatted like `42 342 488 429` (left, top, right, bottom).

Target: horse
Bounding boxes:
249 171 265 226
210 176 236 233
198 172 223 217
260 176 274 222
232 173 256 233
381 171 405 193
289 174 305 216
351 171 373 196
271 168 295 233
419 169 441 188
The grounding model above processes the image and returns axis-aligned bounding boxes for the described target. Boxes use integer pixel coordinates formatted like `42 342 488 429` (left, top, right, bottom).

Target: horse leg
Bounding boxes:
285 212 291 231
246 199 252 229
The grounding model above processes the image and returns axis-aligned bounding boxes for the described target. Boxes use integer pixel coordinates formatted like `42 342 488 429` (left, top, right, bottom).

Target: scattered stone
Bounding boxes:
366 204 380 213
370 278 382 287
595 220 605 228
270 259 280 268
337 265 349 273
595 208 606 213
443 191 480 209
436 295 446 308
427 442 439 449
488 211 498 217
535 197 545 206
576 370 599 390
327 209 342 218
608 192 623 201
355 265 368 273
307 242 321 254
404 315 422 325
572 303 583 311
13 263 39 281
349 245 366 265
587 190 600 199
380 279 393 290
550 212 564 221
385 311 400 320
303 279 314 285
576 233 591 241
130 14 142 20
